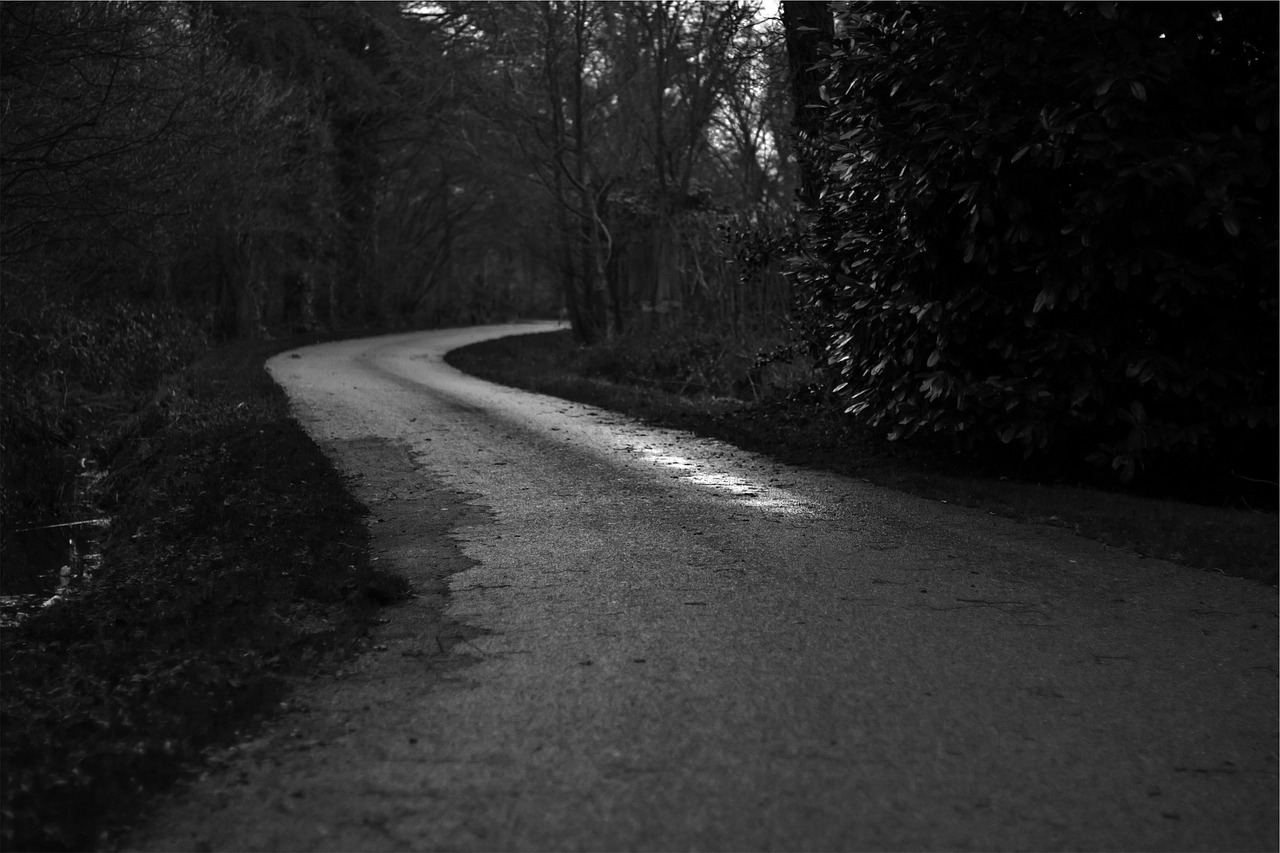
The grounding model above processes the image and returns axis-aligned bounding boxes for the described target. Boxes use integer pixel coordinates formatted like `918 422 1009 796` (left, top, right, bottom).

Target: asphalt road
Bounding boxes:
131 323 1278 852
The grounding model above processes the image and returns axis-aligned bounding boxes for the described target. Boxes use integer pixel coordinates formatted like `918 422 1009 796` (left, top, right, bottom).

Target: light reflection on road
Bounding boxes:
628 446 816 516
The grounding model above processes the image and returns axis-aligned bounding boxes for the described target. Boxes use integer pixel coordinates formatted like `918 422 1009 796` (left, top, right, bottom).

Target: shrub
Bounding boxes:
0 297 211 581
791 2 1278 482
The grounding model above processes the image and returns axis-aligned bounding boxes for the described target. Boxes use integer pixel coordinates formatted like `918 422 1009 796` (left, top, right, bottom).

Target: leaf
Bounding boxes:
1129 80 1147 101
1222 210 1241 237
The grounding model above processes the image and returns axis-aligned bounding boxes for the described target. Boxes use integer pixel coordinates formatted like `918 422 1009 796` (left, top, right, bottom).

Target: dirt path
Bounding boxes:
128 323 1278 852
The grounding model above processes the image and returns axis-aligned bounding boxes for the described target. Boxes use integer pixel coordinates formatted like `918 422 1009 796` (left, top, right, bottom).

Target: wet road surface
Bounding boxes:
130 323 1278 852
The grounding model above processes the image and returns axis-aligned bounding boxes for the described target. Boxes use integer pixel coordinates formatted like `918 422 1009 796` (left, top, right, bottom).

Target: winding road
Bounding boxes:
131 323 1278 852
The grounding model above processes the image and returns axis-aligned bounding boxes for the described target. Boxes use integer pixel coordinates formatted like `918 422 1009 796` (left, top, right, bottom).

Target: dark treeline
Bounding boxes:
1 0 796 340
1 0 796 540
2 0 1276 545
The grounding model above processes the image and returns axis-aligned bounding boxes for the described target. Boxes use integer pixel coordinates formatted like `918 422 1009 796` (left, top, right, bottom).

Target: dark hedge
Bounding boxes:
790 1 1278 484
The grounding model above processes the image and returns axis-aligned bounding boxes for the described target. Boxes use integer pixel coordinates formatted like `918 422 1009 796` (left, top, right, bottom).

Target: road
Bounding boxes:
131 323 1278 852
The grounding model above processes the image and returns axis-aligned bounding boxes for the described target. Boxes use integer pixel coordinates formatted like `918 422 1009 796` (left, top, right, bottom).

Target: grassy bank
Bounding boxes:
0 333 404 852
447 329 1278 585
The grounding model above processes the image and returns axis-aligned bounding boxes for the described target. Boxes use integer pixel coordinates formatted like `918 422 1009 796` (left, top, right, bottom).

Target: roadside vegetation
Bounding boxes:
448 329 1278 584
783 3 1277 490
0 330 403 852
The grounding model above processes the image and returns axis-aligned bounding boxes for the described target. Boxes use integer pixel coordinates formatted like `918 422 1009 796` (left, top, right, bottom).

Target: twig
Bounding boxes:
1232 470 1279 488
14 518 110 532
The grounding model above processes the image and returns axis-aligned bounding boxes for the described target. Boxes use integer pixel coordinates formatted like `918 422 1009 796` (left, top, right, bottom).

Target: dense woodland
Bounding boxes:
1 0 798 540
2 0 1276 544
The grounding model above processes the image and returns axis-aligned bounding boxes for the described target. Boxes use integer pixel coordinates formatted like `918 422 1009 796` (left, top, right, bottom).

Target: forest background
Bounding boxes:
1 0 800 544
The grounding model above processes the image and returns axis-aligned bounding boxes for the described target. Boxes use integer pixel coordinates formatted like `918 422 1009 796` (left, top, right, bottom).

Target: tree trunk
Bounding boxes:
781 1 834 211
230 234 267 340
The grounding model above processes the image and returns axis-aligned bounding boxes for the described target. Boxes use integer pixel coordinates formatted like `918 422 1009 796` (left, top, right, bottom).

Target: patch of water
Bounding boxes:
629 445 817 516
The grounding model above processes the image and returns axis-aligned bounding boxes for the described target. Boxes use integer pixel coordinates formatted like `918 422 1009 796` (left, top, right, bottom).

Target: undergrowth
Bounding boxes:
0 333 404 852
0 299 213 595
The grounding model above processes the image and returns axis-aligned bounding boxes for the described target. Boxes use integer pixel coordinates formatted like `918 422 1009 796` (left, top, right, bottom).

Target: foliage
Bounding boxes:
1 0 795 340
442 0 791 343
0 337 398 852
198 0 402 331
2 0 460 338
788 1 1279 482
1 2 200 297
579 317 757 399
2 0 399 598
0 298 211 552
2 300 208 402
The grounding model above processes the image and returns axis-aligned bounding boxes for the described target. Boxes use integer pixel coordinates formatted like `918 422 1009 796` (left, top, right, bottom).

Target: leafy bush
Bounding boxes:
791 2 1278 482
2 299 209 398
0 337 394 852
579 320 757 398
0 298 211 550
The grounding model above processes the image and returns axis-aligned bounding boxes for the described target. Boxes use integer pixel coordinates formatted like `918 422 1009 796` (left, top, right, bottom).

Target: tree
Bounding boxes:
2 2 213 303
780 1 833 210
434 1 789 343
199 1 406 330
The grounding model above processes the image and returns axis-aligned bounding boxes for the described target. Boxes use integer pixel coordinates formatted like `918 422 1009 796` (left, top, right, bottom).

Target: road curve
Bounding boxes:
131 323 1277 852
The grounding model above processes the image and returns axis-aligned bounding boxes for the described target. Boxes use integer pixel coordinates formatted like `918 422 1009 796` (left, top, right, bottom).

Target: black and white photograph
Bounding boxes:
1 2 1276 851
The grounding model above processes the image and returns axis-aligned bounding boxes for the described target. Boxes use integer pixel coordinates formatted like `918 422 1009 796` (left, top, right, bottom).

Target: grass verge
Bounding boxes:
447 329 1278 585
0 332 405 852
